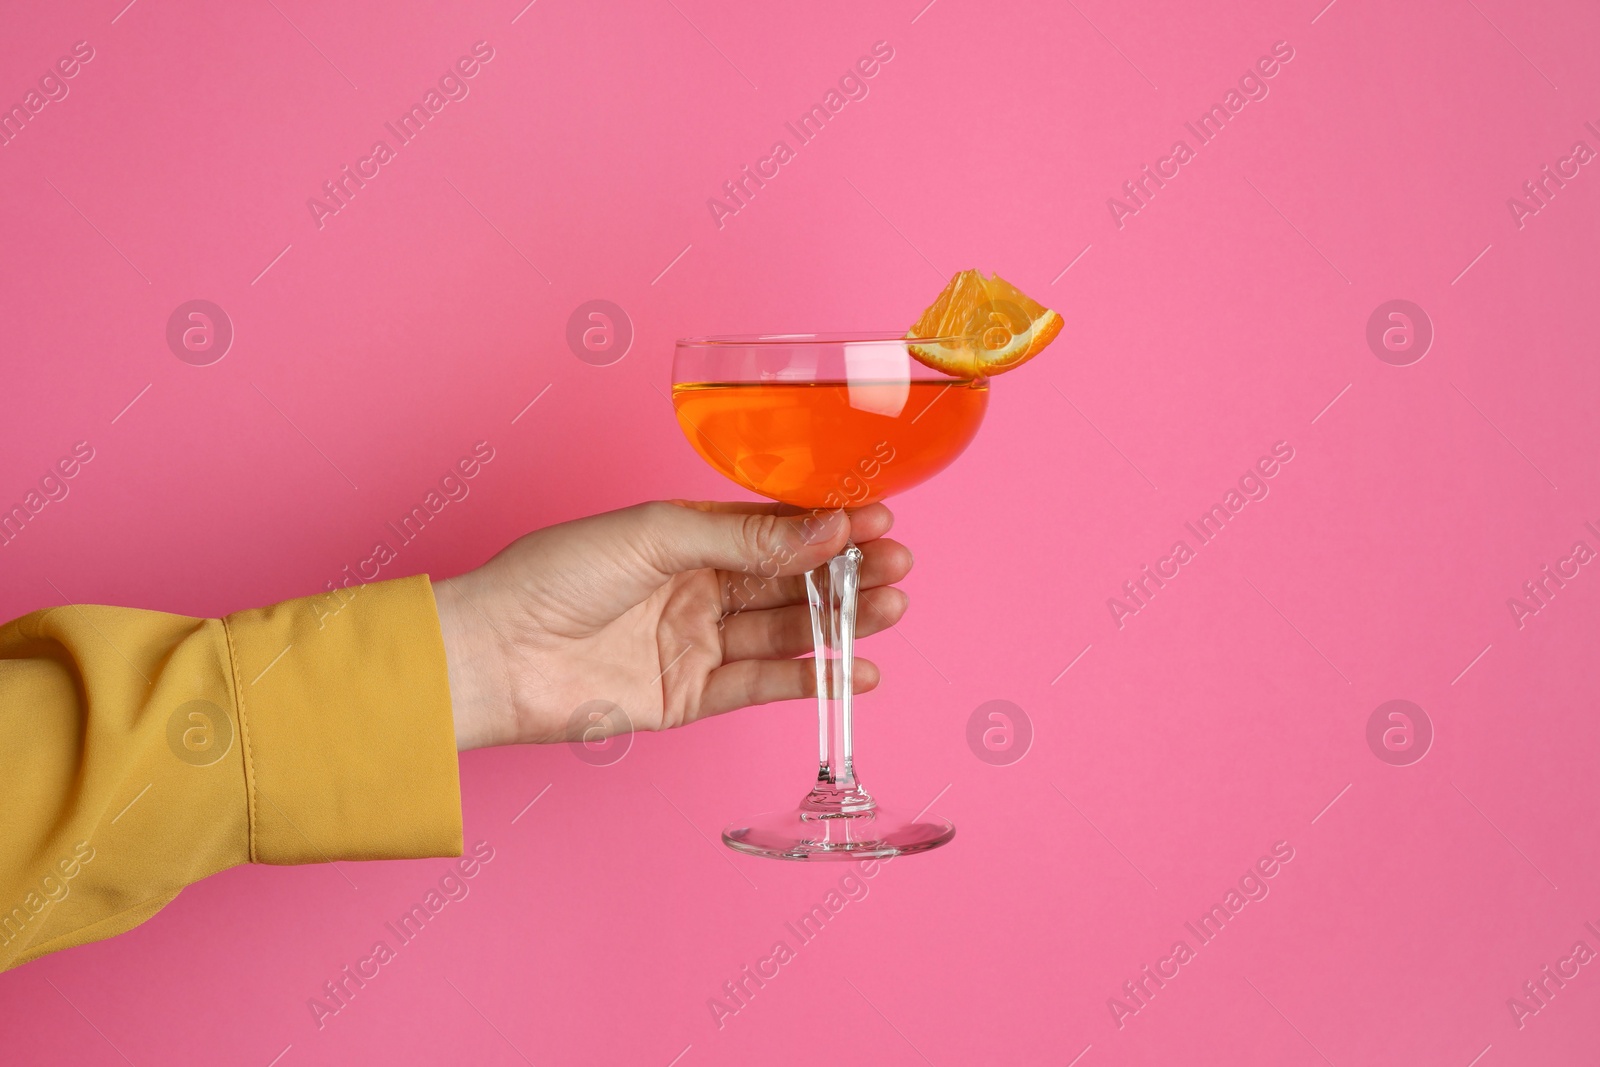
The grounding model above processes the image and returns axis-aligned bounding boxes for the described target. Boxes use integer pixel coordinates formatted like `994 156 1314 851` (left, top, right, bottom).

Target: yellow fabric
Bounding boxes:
0 574 462 972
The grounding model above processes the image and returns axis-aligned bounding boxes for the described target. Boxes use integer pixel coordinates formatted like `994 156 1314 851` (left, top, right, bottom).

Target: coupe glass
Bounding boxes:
671 333 987 860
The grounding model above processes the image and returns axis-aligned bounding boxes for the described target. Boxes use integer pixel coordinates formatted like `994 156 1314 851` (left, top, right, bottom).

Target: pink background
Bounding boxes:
3 0 1599 1063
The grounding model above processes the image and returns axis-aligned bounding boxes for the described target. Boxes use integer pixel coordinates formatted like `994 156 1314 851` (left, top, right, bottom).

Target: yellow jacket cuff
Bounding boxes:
223 575 463 864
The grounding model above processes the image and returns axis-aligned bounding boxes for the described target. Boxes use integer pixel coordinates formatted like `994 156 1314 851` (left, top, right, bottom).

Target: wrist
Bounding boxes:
432 576 509 751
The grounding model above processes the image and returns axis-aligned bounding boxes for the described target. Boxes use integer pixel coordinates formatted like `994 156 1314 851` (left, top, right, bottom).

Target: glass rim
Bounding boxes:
675 331 966 347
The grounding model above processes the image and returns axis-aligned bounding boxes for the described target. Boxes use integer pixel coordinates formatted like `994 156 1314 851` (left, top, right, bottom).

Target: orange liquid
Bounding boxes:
672 379 988 508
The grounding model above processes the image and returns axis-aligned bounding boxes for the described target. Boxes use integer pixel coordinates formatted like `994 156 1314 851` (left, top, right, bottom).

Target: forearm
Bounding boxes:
0 575 463 973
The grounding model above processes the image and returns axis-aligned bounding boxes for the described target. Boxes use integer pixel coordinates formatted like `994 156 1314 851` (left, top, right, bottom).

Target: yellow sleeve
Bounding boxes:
0 574 462 973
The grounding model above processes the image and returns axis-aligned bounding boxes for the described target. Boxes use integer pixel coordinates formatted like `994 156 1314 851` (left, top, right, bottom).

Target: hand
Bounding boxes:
432 501 914 750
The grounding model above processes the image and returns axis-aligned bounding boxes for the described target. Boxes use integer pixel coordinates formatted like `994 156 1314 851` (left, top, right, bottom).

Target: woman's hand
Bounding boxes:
433 501 913 750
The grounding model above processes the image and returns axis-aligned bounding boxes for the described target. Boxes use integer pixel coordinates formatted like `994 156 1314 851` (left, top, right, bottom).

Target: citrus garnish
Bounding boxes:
905 269 1063 377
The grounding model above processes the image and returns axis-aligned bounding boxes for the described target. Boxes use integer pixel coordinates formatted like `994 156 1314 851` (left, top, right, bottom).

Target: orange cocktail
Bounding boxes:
670 301 1068 862
671 276 1062 862
671 378 988 510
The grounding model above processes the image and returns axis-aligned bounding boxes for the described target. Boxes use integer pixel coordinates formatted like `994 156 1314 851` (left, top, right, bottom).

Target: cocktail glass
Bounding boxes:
672 333 987 860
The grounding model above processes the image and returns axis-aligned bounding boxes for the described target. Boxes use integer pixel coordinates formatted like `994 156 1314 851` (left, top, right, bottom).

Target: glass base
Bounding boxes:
722 785 955 861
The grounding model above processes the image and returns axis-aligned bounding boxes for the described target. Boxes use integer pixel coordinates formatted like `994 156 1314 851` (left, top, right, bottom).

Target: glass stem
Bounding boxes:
807 543 867 801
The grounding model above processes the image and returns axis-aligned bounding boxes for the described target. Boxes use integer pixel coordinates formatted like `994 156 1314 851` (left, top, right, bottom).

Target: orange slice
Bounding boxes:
905 269 1062 377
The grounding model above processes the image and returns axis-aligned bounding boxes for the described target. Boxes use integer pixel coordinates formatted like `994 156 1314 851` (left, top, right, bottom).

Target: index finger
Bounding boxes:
669 499 895 545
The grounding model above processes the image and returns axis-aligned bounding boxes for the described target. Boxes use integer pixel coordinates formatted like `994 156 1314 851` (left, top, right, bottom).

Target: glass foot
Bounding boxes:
722 786 955 861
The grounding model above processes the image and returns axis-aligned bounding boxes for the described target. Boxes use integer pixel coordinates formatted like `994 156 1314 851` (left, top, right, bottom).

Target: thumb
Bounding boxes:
633 501 849 577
